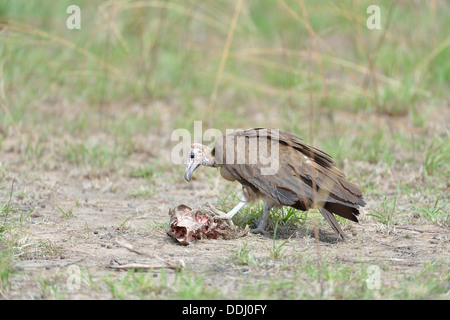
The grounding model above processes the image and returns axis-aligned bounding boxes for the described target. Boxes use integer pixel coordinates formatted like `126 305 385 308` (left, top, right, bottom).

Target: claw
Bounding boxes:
250 227 270 235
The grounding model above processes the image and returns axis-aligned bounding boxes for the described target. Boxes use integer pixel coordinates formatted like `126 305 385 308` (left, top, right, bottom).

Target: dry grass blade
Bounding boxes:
98 1 131 54
415 37 450 83
0 21 121 77
279 0 376 106
0 62 22 140
208 0 244 120
298 0 329 108
117 1 228 34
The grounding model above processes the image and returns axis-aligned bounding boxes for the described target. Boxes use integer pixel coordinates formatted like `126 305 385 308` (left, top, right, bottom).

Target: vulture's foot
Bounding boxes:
250 227 270 235
249 202 273 235
250 214 270 235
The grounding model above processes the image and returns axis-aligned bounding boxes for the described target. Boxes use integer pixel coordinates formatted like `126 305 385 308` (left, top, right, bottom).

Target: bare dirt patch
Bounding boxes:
2 157 448 299
0 107 448 299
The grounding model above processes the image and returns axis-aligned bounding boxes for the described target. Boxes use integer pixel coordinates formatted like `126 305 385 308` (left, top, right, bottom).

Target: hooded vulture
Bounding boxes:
184 128 365 239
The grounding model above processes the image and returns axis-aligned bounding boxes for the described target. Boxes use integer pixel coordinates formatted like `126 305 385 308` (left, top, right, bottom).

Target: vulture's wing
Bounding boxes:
213 129 365 222
237 128 337 169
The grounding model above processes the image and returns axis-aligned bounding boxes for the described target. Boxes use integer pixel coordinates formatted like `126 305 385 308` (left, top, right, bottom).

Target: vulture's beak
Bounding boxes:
184 161 200 182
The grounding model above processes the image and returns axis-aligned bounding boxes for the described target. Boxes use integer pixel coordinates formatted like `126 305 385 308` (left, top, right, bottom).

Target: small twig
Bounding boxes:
14 259 84 270
395 226 448 234
113 236 184 271
107 260 168 271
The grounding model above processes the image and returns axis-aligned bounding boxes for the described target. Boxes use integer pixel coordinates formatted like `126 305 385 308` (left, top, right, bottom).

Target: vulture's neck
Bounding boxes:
199 144 233 181
193 143 216 167
203 147 216 167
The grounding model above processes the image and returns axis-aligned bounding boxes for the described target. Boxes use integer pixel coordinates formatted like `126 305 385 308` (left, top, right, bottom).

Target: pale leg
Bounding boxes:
223 195 248 219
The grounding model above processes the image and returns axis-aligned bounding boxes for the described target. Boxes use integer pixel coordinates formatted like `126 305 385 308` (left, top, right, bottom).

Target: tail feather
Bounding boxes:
324 202 360 223
319 207 346 240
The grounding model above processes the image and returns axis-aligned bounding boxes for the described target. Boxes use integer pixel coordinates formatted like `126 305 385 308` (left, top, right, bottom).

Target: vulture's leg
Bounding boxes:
250 201 273 235
319 207 346 240
223 195 248 219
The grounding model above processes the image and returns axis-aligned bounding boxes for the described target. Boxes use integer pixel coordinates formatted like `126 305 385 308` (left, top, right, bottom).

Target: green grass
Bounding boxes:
1 1 448 125
424 136 450 179
27 255 450 299
218 193 309 230
57 206 74 219
0 182 19 292
104 269 170 300
228 242 255 266
269 222 289 259
239 258 448 299
367 197 399 227
129 160 162 180
413 197 449 228
64 143 123 171
128 185 156 199
103 269 220 300
1 1 448 175
0 249 13 293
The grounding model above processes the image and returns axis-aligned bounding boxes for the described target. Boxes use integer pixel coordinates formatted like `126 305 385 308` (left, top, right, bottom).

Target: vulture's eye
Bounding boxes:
189 152 195 159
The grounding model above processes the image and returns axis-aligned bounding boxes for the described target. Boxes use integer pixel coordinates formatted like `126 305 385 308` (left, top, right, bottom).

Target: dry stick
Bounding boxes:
14 259 85 270
396 226 448 234
208 0 244 124
112 236 185 271
108 262 170 271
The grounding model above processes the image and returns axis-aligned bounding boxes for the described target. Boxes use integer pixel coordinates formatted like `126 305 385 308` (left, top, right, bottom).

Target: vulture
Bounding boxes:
184 128 365 239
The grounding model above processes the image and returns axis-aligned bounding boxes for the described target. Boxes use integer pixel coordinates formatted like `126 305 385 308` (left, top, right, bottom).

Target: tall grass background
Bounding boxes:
0 0 448 167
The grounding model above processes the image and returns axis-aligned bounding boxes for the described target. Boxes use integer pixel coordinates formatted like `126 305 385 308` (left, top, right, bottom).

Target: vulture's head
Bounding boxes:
184 143 214 182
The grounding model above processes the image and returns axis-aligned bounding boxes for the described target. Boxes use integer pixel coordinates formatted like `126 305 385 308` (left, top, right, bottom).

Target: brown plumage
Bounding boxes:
184 128 365 239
